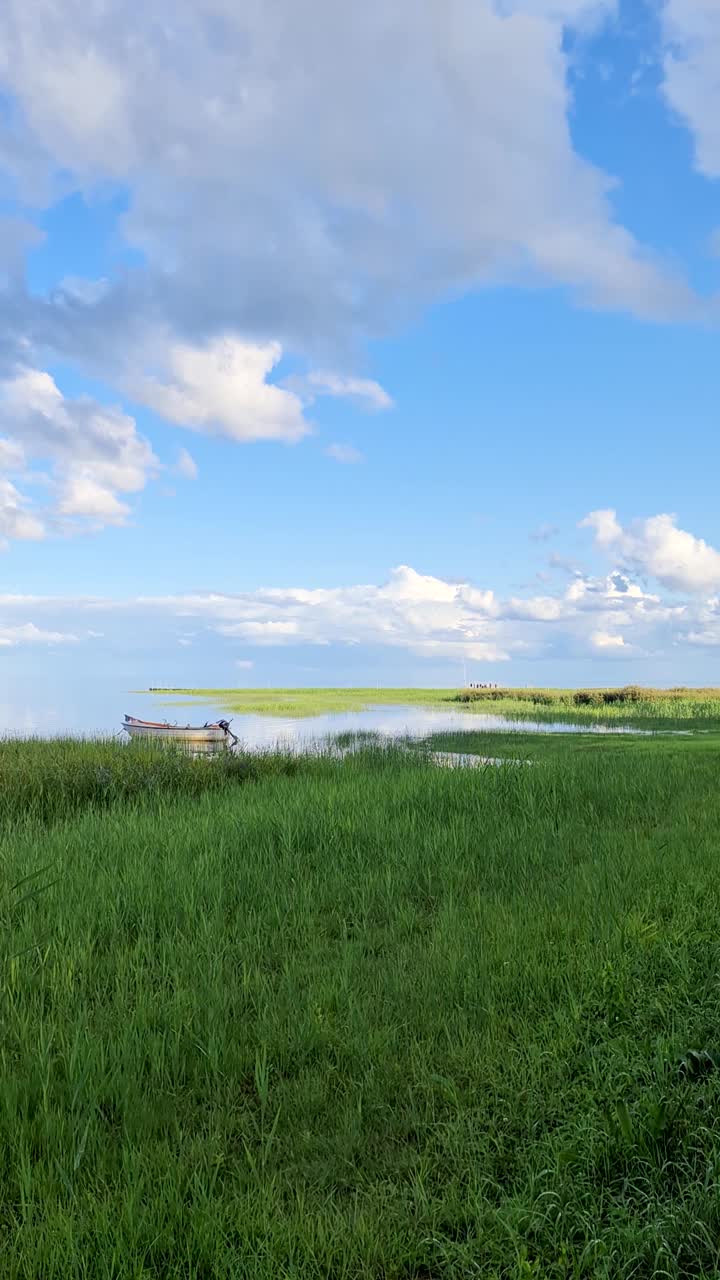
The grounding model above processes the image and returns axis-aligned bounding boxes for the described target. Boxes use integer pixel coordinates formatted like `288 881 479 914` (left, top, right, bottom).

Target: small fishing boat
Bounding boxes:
123 714 238 747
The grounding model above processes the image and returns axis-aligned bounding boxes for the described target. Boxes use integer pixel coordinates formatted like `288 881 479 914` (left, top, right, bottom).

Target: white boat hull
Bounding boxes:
125 723 228 744
123 715 236 747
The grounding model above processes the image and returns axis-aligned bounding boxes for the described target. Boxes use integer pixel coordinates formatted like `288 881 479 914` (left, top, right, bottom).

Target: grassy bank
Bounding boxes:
2 737 720 1276
417 725 720 763
147 686 457 717
454 686 720 727
149 685 720 728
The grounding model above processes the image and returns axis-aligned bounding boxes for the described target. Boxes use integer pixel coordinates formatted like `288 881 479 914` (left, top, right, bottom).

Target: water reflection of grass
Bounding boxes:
3 734 720 1273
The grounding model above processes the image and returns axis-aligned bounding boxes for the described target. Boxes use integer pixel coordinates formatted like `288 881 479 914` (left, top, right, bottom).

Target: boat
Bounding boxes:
122 714 239 747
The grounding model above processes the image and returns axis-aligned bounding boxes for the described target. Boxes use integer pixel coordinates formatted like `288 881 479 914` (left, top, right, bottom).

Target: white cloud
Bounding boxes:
173 447 198 480
0 476 45 542
579 508 623 546
0 366 159 531
13 46 131 174
380 565 461 605
57 476 130 521
300 373 392 411
0 0 702 434
129 337 311 444
0 543 718 665
0 438 25 470
505 596 564 621
581 508 720 593
685 628 720 648
325 443 364 465
221 620 301 644
662 0 720 178
591 629 626 650
0 622 77 646
236 659 255 670
678 597 720 648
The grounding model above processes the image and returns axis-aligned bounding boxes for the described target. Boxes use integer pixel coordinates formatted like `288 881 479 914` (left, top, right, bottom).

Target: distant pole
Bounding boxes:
463 659 467 687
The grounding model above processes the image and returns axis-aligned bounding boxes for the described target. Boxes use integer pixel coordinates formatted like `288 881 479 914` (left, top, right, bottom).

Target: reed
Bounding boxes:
0 736 303 831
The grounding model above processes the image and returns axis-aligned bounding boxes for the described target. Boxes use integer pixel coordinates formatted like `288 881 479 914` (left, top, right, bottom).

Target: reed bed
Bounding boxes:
1 737 720 1275
0 737 303 831
151 685 720 728
455 684 720 724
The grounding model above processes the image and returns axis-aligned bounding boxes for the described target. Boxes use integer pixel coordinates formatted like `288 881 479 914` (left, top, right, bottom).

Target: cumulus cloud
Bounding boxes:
0 622 77 646
579 508 622 546
224 620 301 643
0 476 45 543
0 366 159 530
129 337 311 444
581 509 720 593
678 597 720 649
0 552 706 665
325 443 364 465
591 629 626 650
0 437 26 470
0 0 702 422
3 505 720 663
504 596 564 621
662 0 720 178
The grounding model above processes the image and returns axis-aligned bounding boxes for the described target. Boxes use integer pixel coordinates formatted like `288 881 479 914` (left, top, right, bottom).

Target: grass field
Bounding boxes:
2 730 720 1277
149 685 720 729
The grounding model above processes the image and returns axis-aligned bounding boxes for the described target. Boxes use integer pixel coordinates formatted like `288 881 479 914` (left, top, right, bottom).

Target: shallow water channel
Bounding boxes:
0 677 658 750
171 705 655 751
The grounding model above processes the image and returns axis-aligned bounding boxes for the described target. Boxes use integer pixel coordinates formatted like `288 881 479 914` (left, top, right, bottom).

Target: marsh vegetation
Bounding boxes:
155 684 720 729
1 724 720 1275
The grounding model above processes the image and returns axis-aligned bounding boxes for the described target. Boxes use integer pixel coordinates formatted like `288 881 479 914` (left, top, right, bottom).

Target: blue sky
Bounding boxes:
1 0 720 696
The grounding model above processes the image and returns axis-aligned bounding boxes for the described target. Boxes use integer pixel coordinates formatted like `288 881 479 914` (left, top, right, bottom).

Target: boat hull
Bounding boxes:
123 715 231 745
125 724 228 744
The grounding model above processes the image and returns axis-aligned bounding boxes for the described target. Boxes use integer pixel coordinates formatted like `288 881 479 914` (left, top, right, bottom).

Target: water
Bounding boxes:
189 707 654 749
0 674 656 747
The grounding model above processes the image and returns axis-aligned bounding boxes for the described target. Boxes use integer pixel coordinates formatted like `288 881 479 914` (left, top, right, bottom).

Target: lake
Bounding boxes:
0 673 654 746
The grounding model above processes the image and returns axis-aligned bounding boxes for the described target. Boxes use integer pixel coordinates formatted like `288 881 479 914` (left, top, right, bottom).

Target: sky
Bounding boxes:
1 0 720 697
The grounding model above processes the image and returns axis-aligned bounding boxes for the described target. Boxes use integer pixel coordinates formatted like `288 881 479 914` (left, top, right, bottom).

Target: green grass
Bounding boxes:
146 686 458 717
148 685 720 730
3 735 720 1275
453 686 720 729
416 725 720 764
0 736 303 831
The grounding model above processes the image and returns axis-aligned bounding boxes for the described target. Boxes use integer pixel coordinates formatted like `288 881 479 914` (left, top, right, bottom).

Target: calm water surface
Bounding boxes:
0 675 655 746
